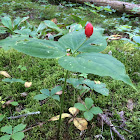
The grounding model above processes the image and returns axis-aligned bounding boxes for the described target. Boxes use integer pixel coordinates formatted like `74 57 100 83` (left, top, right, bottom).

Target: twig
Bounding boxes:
7 111 40 119
23 122 45 133
110 128 114 140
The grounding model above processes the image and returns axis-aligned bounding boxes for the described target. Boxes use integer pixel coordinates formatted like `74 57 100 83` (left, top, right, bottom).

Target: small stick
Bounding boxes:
110 128 114 140
7 111 40 119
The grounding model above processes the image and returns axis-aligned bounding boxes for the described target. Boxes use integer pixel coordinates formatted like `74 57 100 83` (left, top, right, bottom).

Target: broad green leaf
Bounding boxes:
52 95 60 101
12 37 66 58
2 78 25 84
11 132 24 140
59 53 135 89
19 16 29 25
59 78 83 87
1 16 13 31
34 94 47 100
85 98 93 109
0 135 11 140
0 114 5 122
133 36 140 45
74 103 87 111
84 111 93 121
82 79 109 96
51 86 62 96
44 20 62 33
13 124 26 134
93 83 109 96
10 102 19 106
58 29 107 53
0 35 30 50
40 89 50 96
1 125 12 134
13 17 21 28
90 107 103 115
37 22 46 32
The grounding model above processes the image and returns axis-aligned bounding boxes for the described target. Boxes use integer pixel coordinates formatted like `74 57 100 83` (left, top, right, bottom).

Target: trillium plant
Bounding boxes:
0 21 136 139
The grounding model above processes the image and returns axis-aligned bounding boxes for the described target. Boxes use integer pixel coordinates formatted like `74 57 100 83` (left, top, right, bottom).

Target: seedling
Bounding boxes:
75 98 102 121
0 124 26 140
34 86 62 102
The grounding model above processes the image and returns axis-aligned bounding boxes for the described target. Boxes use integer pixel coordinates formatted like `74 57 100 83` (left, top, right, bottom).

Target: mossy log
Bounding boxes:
66 0 140 15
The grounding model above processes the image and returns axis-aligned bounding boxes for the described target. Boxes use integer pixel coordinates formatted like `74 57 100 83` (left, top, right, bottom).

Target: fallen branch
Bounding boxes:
7 111 40 119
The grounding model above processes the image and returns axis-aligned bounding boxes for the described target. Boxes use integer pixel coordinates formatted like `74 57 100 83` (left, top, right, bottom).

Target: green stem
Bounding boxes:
56 37 88 139
57 70 69 139
72 37 88 55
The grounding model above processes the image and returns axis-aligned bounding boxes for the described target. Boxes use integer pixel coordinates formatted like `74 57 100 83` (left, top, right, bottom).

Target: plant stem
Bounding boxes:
72 37 88 54
57 70 69 139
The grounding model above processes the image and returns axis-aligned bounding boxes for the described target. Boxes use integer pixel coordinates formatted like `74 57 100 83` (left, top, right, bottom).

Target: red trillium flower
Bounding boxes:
85 22 93 38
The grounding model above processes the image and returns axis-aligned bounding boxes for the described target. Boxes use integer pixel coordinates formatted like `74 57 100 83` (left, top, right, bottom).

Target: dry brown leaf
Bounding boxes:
20 92 28 97
5 99 14 105
24 82 32 88
94 81 101 84
127 99 134 111
55 91 62 95
51 18 57 24
0 71 11 78
73 118 88 131
69 107 79 116
48 113 72 121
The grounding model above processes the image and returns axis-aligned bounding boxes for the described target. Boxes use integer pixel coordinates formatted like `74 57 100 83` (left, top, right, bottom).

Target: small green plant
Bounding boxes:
74 97 102 121
0 124 26 140
17 65 27 71
34 86 62 102
0 20 136 139
0 16 29 34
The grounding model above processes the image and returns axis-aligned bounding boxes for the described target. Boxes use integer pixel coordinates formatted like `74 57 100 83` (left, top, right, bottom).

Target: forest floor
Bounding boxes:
0 0 140 140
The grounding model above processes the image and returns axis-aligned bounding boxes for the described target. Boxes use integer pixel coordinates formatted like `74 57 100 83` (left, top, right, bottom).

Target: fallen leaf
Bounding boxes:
55 91 62 95
94 81 101 84
69 107 79 116
73 118 88 131
51 18 57 24
5 99 14 105
20 92 28 97
0 71 11 78
24 82 32 88
48 113 72 121
127 99 134 111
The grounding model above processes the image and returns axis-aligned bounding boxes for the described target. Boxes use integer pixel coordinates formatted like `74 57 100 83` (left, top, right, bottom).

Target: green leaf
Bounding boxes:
11 132 24 140
34 94 47 100
0 114 5 122
51 86 62 96
84 111 93 121
0 135 11 140
52 95 60 101
1 125 12 134
19 16 29 25
58 29 107 53
1 16 13 31
2 78 25 84
85 98 93 109
40 89 50 96
37 22 46 32
10 102 19 106
59 78 84 87
13 124 26 134
74 103 87 111
133 36 140 45
12 37 66 59
44 20 62 33
13 17 21 28
93 83 109 96
90 107 103 115
0 35 30 50
59 53 135 89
